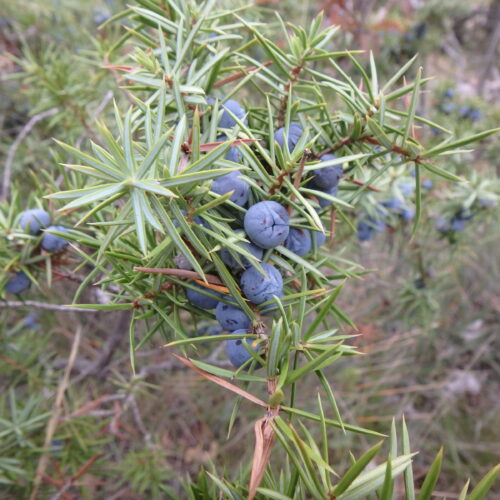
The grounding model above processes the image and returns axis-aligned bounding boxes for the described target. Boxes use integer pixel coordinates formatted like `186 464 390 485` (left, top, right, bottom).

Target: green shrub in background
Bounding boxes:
1 0 499 498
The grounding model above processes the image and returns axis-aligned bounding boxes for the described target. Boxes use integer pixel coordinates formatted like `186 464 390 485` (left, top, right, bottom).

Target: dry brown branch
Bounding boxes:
213 61 273 88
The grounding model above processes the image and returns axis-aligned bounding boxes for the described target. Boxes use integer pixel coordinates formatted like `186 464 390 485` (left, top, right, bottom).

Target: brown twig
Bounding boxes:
134 266 223 285
102 57 135 104
317 133 423 165
288 149 311 214
277 63 306 127
213 61 273 88
199 138 260 153
51 269 87 284
59 394 125 422
50 454 102 500
345 177 382 192
316 136 359 158
269 170 290 195
292 149 310 193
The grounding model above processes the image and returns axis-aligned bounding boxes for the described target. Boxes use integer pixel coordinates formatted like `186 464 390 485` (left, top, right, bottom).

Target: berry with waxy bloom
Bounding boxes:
225 330 261 368
240 263 283 305
244 201 289 249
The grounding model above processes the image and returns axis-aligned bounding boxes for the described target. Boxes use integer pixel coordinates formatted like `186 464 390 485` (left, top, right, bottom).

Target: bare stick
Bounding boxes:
30 327 82 500
75 90 114 149
287 149 310 215
0 300 97 312
134 266 223 285
92 90 114 119
478 20 500 96
125 393 152 447
213 61 273 88
2 107 59 200
69 311 130 384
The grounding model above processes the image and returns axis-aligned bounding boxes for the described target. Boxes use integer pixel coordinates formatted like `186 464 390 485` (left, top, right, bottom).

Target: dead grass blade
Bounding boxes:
172 354 267 407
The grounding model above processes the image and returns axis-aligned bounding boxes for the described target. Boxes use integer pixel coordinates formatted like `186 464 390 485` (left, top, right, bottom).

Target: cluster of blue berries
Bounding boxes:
389 22 426 63
380 195 415 222
439 89 482 121
93 8 111 26
274 122 344 209
184 209 291 367
436 209 474 237
356 217 387 242
181 100 341 367
357 186 416 242
435 197 496 241
208 99 250 208
5 209 70 295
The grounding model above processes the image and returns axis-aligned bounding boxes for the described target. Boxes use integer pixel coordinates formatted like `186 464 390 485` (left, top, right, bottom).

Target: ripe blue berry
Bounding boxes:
397 182 414 197
400 206 415 221
357 220 373 241
309 154 343 190
450 218 465 232
19 209 51 235
462 106 472 117
414 278 426 289
274 122 303 152
436 217 451 233
212 171 250 206
479 198 495 208
317 185 339 208
441 102 455 114
468 109 482 122
41 226 70 252
216 301 251 331
284 228 312 256
23 311 40 330
220 230 263 270
312 228 327 248
217 134 242 163
357 217 386 241
225 330 260 368
5 271 31 294
208 98 247 129
93 8 110 25
240 263 283 305
372 218 387 232
197 324 223 336
185 283 220 309
444 89 454 100
380 198 404 211
244 201 289 249
173 254 193 270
